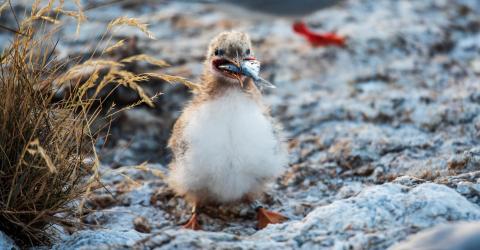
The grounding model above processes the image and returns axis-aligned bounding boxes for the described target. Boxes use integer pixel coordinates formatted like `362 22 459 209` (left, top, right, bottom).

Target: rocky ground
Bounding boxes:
2 0 480 249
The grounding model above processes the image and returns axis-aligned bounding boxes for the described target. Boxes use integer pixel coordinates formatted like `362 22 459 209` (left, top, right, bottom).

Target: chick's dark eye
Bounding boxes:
246 49 250 55
214 48 224 56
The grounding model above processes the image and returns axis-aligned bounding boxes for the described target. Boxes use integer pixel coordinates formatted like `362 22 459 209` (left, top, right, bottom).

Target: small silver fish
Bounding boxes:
219 60 276 89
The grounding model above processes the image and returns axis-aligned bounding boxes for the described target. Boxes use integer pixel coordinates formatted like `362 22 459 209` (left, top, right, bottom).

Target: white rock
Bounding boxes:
138 183 480 249
390 221 480 250
0 231 18 250
52 230 143 250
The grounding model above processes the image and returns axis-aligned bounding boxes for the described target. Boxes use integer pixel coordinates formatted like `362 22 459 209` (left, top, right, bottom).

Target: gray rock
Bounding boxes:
138 183 480 249
52 230 143 250
392 176 426 187
390 222 480 250
0 231 18 250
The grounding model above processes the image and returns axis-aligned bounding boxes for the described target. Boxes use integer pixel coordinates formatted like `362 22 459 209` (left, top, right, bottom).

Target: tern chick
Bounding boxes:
167 31 288 230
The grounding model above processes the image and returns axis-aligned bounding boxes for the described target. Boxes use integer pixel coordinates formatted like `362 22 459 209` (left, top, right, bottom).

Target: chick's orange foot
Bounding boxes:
183 213 201 230
292 21 346 47
256 207 288 229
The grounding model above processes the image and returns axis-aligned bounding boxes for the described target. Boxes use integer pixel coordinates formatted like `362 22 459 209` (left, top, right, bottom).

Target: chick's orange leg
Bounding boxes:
183 213 201 230
256 207 288 229
183 205 201 230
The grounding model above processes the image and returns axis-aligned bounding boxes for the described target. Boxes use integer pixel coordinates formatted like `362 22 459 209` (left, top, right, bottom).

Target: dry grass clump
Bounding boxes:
0 1 99 246
0 0 195 246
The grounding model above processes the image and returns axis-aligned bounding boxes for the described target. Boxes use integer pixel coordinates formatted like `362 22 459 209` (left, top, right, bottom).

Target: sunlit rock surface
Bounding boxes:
3 0 480 249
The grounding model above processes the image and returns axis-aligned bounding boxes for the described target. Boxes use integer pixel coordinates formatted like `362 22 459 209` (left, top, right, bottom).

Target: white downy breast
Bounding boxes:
179 89 286 203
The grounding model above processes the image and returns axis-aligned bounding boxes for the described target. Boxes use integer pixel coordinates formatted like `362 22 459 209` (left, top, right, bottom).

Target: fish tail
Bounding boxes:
255 77 276 89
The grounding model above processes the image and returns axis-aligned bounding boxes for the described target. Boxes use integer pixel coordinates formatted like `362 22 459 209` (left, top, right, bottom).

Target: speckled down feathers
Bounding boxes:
168 87 287 204
167 31 287 205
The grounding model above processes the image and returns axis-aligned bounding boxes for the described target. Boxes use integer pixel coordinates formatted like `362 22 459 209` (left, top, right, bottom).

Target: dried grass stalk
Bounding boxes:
0 1 9 15
26 139 57 174
1 1 193 246
0 1 100 246
107 17 156 39
143 72 201 90
104 39 125 53
121 54 169 67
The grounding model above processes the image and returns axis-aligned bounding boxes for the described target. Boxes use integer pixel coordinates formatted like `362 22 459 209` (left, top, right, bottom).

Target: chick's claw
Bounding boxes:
183 213 201 230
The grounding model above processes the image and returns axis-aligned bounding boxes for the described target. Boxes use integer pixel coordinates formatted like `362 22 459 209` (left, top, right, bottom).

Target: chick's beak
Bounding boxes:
231 58 241 68
215 54 258 88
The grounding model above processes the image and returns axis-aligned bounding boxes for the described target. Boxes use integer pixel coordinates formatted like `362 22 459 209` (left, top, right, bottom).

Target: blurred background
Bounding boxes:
1 0 480 249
